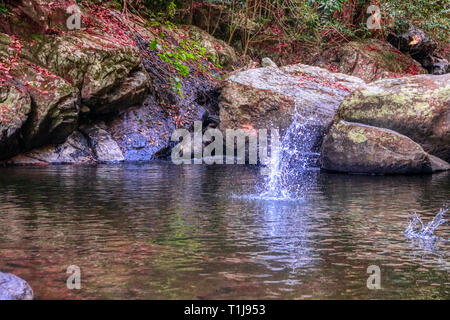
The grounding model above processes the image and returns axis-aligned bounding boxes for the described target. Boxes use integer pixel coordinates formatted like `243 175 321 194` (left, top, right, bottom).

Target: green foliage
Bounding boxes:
0 0 9 15
311 0 345 16
148 24 221 96
382 0 450 42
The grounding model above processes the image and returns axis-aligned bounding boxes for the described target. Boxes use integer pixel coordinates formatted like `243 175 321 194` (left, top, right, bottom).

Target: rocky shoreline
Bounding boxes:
0 1 449 175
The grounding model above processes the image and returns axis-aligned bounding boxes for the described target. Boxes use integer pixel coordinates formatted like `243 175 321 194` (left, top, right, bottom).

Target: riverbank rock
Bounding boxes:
5 131 96 165
79 124 124 163
0 1 228 164
387 25 449 75
0 82 31 159
311 39 427 82
320 121 448 174
25 32 150 115
335 74 450 162
0 272 33 300
0 33 79 160
219 64 365 143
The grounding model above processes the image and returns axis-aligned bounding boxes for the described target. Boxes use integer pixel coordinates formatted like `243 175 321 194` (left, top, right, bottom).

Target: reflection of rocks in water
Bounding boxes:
318 172 449 212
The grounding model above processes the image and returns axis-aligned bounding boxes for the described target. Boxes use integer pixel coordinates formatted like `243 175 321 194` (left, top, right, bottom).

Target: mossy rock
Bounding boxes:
320 120 448 174
312 39 427 82
335 73 450 161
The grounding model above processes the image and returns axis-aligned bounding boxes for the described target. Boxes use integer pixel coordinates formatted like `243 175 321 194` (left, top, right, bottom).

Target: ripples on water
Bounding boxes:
0 163 449 299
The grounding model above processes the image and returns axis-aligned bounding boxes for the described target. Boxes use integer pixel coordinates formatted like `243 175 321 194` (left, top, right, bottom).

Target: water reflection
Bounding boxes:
0 164 449 299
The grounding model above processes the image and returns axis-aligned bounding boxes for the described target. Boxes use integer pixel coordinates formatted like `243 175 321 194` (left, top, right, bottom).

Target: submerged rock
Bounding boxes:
320 121 448 174
336 74 450 162
312 39 427 82
219 64 365 143
0 272 33 300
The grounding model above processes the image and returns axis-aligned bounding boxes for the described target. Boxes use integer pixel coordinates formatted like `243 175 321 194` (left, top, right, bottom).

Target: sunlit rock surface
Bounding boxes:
219 64 365 137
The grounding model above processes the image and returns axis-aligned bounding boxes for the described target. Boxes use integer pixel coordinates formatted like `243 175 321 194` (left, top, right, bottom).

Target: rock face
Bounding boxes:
219 64 365 141
0 272 33 300
312 39 427 82
0 34 79 159
320 121 438 174
26 32 150 115
0 1 227 164
335 74 450 162
0 83 31 159
0 2 151 161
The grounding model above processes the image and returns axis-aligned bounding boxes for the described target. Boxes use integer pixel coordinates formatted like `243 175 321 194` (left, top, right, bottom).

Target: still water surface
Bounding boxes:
0 163 448 299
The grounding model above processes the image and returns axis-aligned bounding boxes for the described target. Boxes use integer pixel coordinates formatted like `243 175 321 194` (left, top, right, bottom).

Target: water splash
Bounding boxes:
404 206 449 242
259 103 321 201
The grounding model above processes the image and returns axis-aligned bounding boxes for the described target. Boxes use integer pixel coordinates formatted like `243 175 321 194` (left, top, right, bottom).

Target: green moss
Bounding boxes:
348 129 368 143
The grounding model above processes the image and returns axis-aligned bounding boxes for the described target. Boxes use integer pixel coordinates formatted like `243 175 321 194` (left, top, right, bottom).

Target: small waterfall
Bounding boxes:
404 207 449 242
259 103 321 200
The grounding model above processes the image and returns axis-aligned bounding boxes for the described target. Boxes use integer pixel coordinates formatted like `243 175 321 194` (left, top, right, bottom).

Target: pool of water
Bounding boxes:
0 163 449 299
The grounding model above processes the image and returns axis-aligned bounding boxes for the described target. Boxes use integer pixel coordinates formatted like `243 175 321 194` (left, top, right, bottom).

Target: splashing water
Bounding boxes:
404 206 449 242
259 104 321 201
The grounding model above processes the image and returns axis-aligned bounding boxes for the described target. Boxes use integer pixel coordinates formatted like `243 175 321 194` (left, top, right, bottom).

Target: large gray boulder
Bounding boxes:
219 64 366 137
0 272 34 300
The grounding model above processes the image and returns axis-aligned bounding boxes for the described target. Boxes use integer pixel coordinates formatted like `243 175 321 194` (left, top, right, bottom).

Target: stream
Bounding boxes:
0 163 448 299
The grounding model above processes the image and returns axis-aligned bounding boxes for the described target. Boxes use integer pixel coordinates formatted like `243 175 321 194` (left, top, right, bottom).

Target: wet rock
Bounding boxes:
219 64 365 143
335 74 450 162
79 124 124 163
0 272 33 300
312 39 427 82
1 1 223 164
109 36 222 161
320 121 435 174
106 97 177 162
